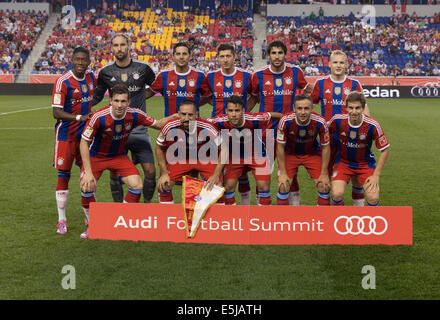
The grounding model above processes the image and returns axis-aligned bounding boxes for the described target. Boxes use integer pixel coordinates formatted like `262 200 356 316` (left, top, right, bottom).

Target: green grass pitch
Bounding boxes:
0 95 439 299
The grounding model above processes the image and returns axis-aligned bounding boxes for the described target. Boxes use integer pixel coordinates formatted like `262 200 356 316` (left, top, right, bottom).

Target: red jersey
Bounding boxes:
202 67 253 117
82 105 156 158
277 111 330 156
208 112 272 161
156 117 221 162
52 70 95 142
328 114 390 169
251 63 308 128
150 67 208 116
311 75 364 121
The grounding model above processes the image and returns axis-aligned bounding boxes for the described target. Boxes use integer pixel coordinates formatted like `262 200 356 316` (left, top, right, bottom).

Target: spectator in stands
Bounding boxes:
318 7 324 20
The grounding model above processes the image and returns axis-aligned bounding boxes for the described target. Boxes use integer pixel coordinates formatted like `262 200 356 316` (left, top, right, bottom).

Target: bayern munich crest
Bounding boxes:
235 80 242 88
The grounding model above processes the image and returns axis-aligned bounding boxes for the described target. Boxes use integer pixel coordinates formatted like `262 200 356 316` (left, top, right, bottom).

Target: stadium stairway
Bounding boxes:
15 12 61 83
252 13 268 70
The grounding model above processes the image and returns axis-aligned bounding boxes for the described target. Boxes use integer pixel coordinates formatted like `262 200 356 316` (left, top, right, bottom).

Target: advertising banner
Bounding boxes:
89 203 412 245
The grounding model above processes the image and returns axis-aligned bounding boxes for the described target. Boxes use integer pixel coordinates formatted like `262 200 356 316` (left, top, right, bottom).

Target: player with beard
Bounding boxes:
250 40 311 206
93 33 157 203
146 42 208 116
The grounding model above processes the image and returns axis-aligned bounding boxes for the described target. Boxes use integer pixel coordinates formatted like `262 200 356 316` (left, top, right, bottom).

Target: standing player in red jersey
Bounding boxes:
250 40 311 206
208 95 282 206
327 92 390 207
93 33 157 204
80 84 173 238
52 47 95 235
276 94 331 206
146 42 209 116
155 100 225 204
201 43 256 204
311 50 370 206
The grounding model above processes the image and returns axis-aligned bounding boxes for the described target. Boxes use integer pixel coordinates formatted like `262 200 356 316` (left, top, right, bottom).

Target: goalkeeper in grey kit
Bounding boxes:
92 33 157 203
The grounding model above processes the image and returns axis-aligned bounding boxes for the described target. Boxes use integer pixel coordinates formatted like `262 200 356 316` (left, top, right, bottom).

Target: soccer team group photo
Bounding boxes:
1 0 439 301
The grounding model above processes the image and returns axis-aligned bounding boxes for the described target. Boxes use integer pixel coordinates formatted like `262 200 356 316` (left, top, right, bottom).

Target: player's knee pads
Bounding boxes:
124 188 142 203
57 170 71 190
224 191 236 205
352 186 364 199
159 190 174 203
81 191 96 208
258 190 271 205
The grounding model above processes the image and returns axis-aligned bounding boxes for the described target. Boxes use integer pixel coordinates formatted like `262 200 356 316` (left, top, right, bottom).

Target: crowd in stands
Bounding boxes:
267 11 440 76
32 1 255 74
0 9 48 74
3 1 440 78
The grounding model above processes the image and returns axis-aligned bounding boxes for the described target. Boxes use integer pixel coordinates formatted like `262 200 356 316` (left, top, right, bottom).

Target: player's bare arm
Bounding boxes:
246 94 259 112
145 87 155 99
53 108 91 122
276 142 290 191
364 147 390 194
150 113 178 130
92 73 107 106
79 139 96 192
269 112 283 120
316 143 330 191
205 145 227 191
155 144 171 192
303 83 312 94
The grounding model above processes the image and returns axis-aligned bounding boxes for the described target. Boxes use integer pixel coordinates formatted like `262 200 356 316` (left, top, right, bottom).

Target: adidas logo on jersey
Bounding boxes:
265 81 271 85
216 82 222 87
74 89 80 93
111 77 116 82
169 81 175 86
325 89 331 93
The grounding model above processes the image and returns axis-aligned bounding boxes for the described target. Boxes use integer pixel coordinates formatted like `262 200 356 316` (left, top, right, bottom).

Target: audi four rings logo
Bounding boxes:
334 216 388 235
410 86 439 97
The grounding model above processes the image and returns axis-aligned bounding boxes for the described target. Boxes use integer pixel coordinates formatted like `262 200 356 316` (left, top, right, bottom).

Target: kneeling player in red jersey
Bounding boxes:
79 84 173 238
208 95 282 205
155 100 225 204
328 92 390 206
276 94 331 205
